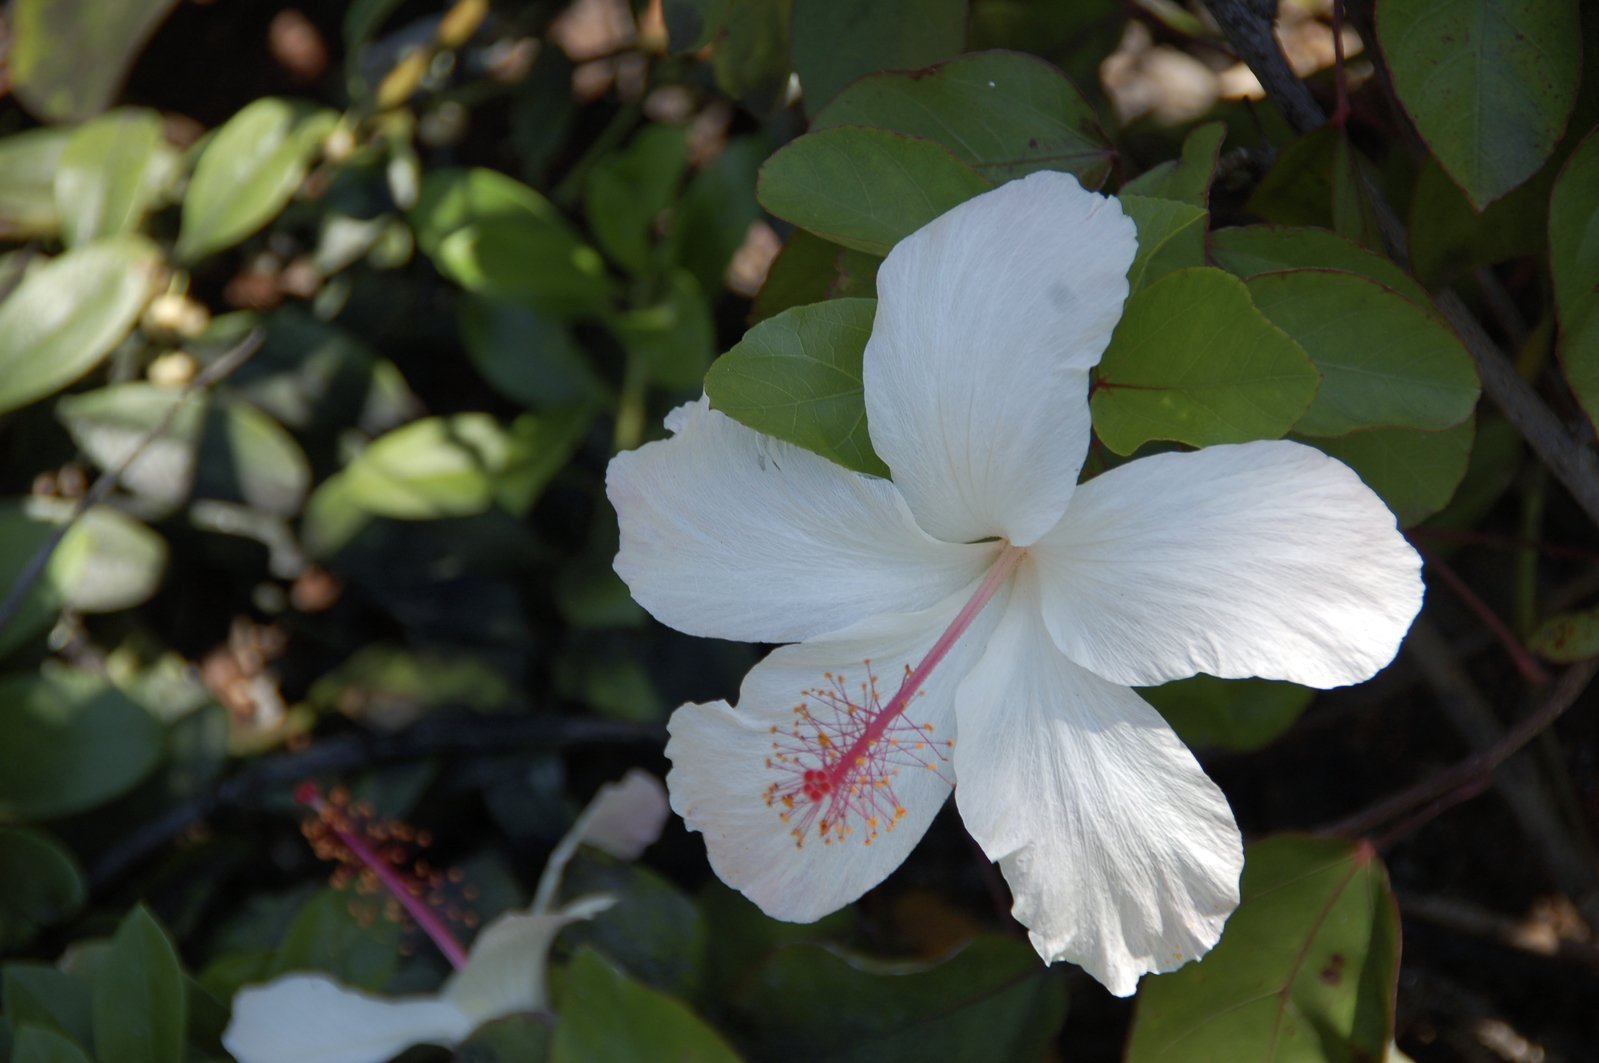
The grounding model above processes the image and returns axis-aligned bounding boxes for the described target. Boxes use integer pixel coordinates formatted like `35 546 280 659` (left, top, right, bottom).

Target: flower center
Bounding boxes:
762 545 1025 848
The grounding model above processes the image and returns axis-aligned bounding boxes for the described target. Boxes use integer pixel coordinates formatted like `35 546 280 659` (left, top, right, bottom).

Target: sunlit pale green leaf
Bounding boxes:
0 829 86 952
1120 194 1207 291
791 0 966 113
1140 676 1314 753
1122 122 1225 206
92 907 187 1063
1128 836 1399 1063
55 109 172 246
21 499 169 613
757 128 991 255
0 127 72 238
0 237 160 415
705 297 888 476
413 168 615 316
731 937 1066 1062
1550 129 1599 433
176 98 337 262
813 50 1115 186
1091 267 1319 455
1378 0 1581 208
57 384 312 516
1245 269 1479 436
1306 418 1475 527
8 0 180 122
552 949 741 1063
0 670 163 820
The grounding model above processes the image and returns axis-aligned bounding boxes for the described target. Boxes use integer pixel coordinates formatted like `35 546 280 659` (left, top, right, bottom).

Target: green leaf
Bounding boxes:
8 0 180 122
1378 0 1581 208
0 127 72 238
13 1026 93 1063
585 125 689 276
0 669 163 820
711 0 794 112
1090 267 1319 455
552 949 742 1063
1550 128 1599 433
57 384 312 516
0 237 160 415
812 50 1115 187
1120 195 1208 292
459 295 604 408
267 888 403 990
791 0 966 113
1140 676 1314 753
3 965 94 1049
1306 418 1475 527
1407 154 1554 286
1209 225 1434 312
662 0 731 52
705 298 888 476
1128 835 1399 1063
730 937 1066 1062
176 98 337 262
750 230 881 323
1246 127 1379 247
560 856 707 998
413 168 615 317
55 109 172 246
92 906 188 1063
1122 121 1226 206
342 410 589 521
1528 605 1599 662
668 135 764 293
0 829 86 952
1245 270 1480 436
757 128 991 255
612 269 716 391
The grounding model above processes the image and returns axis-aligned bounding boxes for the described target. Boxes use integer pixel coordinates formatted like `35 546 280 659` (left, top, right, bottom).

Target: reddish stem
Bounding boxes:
1409 538 1550 686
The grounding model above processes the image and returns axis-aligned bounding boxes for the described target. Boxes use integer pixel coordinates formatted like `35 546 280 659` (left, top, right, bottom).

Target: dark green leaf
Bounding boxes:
0 237 160 415
731 937 1066 1063
668 135 764 294
1245 269 1479 436
267 888 403 990
0 669 163 820
1246 127 1379 247
750 230 881 323
560 855 707 998
612 269 716 391
176 98 337 262
13 1026 92 1063
585 125 689 276
812 50 1115 186
1306 418 1475 527
1140 676 1314 753
459 295 604 408
552 949 741 1063
1550 128 1599 432
1378 0 1581 208
0 830 86 952
1407 154 1553 286
92 906 188 1063
1120 195 1207 291
791 0 966 113
711 0 793 112
412 168 615 317
1128 836 1399 1063
1091 267 1319 455
457 1015 553 1063
3 965 94 1049
662 0 731 52
705 297 888 476
1122 121 1225 206
757 128 991 255
55 109 172 246
8 0 180 122
1209 225 1434 312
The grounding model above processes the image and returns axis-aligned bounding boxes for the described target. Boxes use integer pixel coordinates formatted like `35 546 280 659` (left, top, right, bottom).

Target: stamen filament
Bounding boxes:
295 782 470 970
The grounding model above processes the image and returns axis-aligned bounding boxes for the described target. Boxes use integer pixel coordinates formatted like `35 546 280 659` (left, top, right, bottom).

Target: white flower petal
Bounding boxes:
608 398 995 643
573 769 671 860
864 171 1135 546
953 576 1243 997
444 897 614 1021
1032 440 1424 688
666 582 1007 922
223 974 474 1063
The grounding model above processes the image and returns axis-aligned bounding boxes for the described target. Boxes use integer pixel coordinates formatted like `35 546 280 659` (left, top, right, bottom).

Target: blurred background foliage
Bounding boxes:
1 0 1598 1060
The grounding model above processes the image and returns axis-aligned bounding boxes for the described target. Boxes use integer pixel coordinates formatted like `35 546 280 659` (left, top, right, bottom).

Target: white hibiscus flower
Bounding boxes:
606 171 1423 996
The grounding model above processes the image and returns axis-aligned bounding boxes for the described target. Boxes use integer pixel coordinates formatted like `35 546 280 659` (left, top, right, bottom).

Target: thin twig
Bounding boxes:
1201 0 1599 530
89 710 665 892
1410 537 1550 686
0 332 264 638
